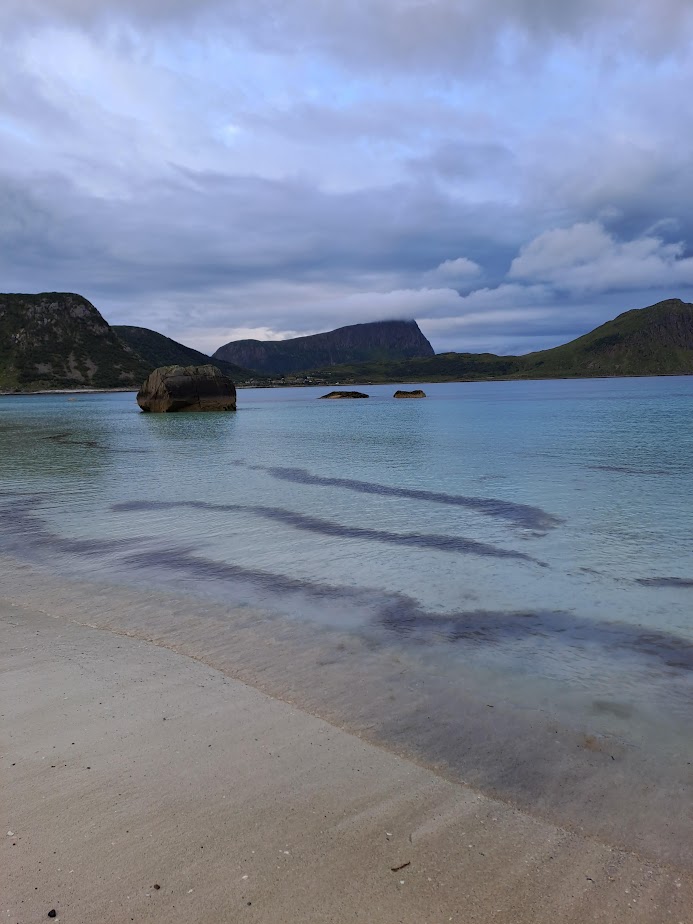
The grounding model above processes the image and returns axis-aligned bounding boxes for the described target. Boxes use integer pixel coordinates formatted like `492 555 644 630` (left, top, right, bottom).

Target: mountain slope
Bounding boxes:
213 319 434 375
305 299 693 384
0 292 150 390
114 326 261 381
521 298 693 377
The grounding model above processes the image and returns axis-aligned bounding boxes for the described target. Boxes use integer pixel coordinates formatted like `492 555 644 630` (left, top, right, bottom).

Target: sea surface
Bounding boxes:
1 377 692 865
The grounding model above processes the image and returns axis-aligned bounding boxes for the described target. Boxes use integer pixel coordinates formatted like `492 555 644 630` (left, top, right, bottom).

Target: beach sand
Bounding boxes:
3 597 692 924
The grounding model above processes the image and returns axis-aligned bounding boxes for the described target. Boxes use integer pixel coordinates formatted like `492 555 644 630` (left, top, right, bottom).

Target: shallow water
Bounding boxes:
1 378 692 864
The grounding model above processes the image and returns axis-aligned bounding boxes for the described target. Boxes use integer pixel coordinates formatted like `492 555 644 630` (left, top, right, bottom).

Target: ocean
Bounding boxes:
1 377 692 866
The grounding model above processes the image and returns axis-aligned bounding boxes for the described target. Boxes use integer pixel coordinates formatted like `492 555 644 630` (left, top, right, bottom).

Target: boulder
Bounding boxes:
394 389 426 398
137 364 236 413
319 390 369 399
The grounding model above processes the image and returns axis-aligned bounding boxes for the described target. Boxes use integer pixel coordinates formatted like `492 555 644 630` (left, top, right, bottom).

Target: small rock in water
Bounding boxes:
393 389 426 398
319 390 369 399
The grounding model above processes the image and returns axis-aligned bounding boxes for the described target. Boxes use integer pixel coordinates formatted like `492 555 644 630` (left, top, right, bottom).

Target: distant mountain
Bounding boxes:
4 294 690 392
213 319 434 376
114 326 260 382
0 292 150 390
520 297 693 378
305 299 693 384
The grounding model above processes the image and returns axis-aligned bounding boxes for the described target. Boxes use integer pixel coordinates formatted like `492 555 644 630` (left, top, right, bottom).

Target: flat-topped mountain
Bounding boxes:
306 299 693 384
114 325 259 382
213 319 434 376
0 292 150 390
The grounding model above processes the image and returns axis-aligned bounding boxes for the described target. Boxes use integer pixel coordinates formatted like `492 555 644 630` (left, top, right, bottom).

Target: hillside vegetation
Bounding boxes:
0 293 150 390
304 299 693 384
114 326 261 382
2 295 691 391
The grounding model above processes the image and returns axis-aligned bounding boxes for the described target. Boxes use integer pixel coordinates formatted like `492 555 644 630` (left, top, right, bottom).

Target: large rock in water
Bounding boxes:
136 365 236 413
394 389 426 398
319 390 369 399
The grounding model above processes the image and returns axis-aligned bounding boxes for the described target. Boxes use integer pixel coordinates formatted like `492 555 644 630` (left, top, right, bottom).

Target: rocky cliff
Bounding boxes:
213 319 434 376
0 293 150 390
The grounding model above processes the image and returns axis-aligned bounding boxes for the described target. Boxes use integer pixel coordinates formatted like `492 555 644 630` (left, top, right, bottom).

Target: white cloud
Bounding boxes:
509 222 693 294
426 256 482 284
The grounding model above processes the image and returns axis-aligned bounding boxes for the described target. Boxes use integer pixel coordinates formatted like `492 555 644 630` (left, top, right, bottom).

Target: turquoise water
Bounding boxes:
1 377 692 863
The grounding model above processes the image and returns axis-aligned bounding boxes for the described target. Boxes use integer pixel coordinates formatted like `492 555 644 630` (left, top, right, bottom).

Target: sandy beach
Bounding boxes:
3 594 692 924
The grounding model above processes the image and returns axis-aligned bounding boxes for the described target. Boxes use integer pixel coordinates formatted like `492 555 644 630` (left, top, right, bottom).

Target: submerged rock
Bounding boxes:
319 390 369 399
137 364 236 413
394 389 426 398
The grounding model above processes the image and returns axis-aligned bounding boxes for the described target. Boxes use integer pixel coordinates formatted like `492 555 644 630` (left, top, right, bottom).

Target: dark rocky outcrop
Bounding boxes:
213 320 434 376
394 389 426 398
319 390 369 399
137 365 236 412
0 292 150 390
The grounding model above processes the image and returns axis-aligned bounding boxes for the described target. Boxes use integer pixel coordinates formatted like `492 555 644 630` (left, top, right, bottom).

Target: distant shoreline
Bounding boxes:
0 387 138 396
1 370 691 397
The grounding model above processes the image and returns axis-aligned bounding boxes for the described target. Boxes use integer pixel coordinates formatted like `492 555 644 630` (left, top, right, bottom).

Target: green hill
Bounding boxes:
114 326 261 382
0 292 150 390
3 294 691 392
303 299 693 384
520 298 693 378
0 294 263 392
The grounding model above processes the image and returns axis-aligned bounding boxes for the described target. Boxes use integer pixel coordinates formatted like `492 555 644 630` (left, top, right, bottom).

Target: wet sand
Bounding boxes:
3 597 692 924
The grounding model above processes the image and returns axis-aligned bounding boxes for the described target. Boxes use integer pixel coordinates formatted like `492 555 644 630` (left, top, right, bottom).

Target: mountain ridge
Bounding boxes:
302 298 693 384
213 319 435 375
114 325 261 382
2 294 692 392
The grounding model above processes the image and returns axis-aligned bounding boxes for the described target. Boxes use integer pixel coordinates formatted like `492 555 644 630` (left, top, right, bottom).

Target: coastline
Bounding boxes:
4 593 693 924
0 387 138 396
1 370 692 397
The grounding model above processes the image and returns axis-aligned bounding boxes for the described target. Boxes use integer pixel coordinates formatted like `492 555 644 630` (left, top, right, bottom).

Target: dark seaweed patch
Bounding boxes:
248 465 562 533
0 498 140 557
3 496 692 675
121 544 693 672
112 499 541 563
123 546 380 602
377 599 693 671
636 577 693 588
43 431 149 454
589 465 670 476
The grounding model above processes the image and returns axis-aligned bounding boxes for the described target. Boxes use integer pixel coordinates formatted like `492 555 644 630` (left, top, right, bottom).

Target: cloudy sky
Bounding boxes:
2 0 693 355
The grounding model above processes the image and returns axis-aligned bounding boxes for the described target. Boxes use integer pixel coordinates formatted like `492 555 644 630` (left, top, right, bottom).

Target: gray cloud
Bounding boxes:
1 0 693 354
5 1 693 66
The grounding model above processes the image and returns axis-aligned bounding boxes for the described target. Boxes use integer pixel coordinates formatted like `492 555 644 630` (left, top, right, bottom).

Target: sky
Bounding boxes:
2 0 693 355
